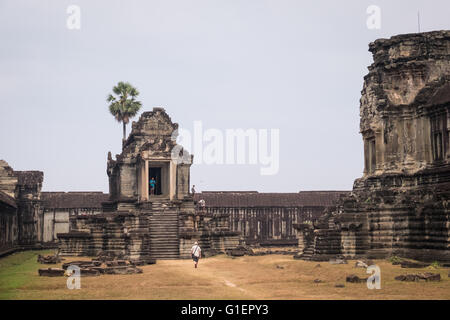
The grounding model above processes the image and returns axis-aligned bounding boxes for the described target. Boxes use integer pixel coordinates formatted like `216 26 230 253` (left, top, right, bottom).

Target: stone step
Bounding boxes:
150 246 178 249
150 225 178 227
149 222 178 225
150 252 179 255
149 241 179 245
150 251 179 254
149 210 180 259
149 226 178 229
149 231 178 234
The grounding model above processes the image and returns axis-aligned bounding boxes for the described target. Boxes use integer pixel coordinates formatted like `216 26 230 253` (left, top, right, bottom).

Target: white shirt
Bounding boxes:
191 245 201 257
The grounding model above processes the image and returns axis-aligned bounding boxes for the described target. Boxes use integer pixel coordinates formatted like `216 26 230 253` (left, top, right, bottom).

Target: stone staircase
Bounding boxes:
297 243 315 261
148 201 180 259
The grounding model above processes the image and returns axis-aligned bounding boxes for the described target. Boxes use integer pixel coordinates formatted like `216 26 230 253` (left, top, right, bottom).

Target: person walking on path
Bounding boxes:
191 241 202 268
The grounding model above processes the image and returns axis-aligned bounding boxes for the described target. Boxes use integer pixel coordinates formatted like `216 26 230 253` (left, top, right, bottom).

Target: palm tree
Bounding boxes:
107 81 142 142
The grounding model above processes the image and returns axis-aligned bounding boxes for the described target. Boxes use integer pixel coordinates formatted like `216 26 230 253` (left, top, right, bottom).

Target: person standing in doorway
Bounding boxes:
150 177 156 195
191 241 201 268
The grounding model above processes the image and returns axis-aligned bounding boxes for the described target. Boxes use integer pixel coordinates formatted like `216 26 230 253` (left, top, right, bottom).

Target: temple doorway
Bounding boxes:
149 167 162 195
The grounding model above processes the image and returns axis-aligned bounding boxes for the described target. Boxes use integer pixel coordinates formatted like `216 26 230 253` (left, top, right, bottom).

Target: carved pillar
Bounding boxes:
144 160 149 201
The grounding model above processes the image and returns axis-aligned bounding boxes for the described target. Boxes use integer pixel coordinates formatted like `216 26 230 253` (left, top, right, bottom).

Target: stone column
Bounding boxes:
144 160 149 201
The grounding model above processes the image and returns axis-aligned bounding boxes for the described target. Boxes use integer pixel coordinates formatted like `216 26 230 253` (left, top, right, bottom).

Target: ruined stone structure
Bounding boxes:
3 31 448 263
1 155 345 258
298 31 450 262
40 192 109 243
0 160 44 255
194 191 348 246
57 108 241 260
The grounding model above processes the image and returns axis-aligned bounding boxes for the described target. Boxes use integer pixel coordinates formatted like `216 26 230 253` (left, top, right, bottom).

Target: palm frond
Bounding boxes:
107 81 143 138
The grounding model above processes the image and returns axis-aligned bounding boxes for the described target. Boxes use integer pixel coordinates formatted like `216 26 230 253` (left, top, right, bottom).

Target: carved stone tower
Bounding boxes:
105 107 193 209
296 31 450 262
58 107 240 260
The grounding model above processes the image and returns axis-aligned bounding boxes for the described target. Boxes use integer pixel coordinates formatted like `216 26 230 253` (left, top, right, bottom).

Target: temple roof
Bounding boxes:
193 191 349 208
429 82 450 106
0 190 17 209
41 192 109 209
15 171 44 186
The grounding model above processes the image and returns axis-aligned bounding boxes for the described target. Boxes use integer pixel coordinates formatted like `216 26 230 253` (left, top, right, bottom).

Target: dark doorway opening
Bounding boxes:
149 167 162 196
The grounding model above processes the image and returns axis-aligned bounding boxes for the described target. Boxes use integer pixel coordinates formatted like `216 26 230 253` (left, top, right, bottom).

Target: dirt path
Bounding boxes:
1 252 449 299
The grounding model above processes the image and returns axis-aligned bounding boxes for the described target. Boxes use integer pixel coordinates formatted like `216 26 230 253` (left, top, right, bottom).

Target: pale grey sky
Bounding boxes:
1 0 449 192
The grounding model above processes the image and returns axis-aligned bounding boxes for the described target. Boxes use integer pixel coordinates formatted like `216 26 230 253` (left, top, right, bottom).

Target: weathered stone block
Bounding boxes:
38 268 65 277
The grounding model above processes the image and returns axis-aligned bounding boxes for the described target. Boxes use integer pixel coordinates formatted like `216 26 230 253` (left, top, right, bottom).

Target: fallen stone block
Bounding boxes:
90 260 102 267
419 272 441 282
105 260 130 267
335 284 345 288
80 268 100 277
395 274 418 282
394 273 440 282
90 267 106 274
104 266 143 275
346 274 368 283
38 268 65 277
226 249 245 257
116 260 128 266
62 261 94 270
330 258 348 265
96 251 124 262
37 254 63 264
400 261 429 268
129 260 145 266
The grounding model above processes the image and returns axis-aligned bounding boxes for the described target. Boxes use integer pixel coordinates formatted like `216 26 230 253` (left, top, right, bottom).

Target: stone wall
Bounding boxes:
0 160 44 253
194 191 348 246
58 108 241 260
59 212 152 260
303 31 450 262
0 161 19 252
40 192 108 243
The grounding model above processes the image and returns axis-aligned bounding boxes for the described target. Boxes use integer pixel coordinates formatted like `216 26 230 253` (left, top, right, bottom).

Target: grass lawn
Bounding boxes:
0 250 449 300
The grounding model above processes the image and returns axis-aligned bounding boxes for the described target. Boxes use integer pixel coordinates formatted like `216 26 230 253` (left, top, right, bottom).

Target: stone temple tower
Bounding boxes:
106 107 193 207
58 107 240 260
295 31 450 262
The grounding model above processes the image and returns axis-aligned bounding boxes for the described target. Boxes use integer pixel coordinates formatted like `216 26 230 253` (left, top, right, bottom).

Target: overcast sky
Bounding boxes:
1 0 449 193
